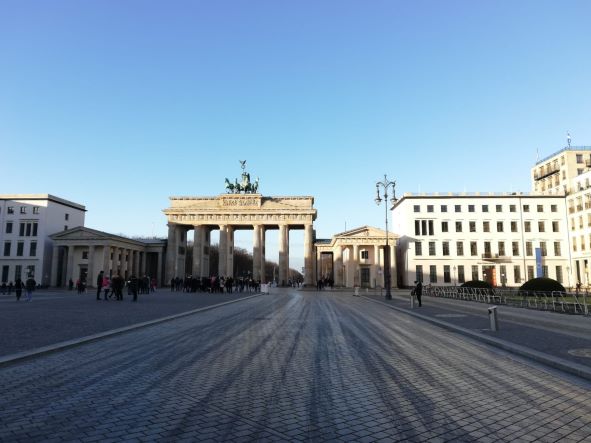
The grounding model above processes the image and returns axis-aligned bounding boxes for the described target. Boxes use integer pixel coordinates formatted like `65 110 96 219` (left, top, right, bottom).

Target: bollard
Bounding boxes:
354 287 359 297
488 306 499 331
410 294 415 308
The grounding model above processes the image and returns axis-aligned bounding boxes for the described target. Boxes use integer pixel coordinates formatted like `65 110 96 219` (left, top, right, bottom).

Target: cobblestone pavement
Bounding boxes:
0 290 590 442
0 289 258 357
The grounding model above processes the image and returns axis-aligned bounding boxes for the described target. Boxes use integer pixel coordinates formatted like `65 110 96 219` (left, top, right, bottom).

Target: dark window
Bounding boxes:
458 265 465 283
361 250 369 259
427 205 434 213
497 221 503 232
441 221 448 233
442 242 450 256
551 204 557 212
455 221 462 232
26 223 31 236
510 204 516 212
538 221 545 232
428 242 436 256
514 266 521 283
512 241 519 256
32 223 38 236
441 205 447 212
524 221 531 232
413 205 420 213
468 205 475 212
523 205 529 212
82 251 89 260
415 242 422 256
16 242 24 257
498 241 506 256
19 223 25 236
29 242 37 257
429 265 437 283
456 242 464 256
443 265 451 283
20 207 26 214
3 242 11 256
33 206 39 214
470 241 477 256
415 265 423 283
65 213 69 221
496 205 502 212
7 207 14 214
455 205 461 212
5 222 12 234
428 220 434 235
511 221 518 232
415 220 420 236
469 221 476 232
526 242 533 256
552 221 559 232
482 205 488 212
483 221 490 232
537 204 543 212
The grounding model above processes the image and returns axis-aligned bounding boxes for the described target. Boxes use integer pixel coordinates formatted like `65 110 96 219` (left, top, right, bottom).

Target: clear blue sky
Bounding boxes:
2 1 590 269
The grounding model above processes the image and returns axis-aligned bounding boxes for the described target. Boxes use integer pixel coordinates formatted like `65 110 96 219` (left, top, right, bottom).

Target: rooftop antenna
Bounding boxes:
536 147 539 162
567 132 571 148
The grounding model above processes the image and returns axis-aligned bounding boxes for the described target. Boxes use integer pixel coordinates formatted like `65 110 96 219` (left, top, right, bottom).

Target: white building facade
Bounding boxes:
0 194 85 286
392 193 571 288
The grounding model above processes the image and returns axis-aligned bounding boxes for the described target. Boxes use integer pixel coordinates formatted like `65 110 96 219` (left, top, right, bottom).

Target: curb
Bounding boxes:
0 293 263 368
362 296 591 382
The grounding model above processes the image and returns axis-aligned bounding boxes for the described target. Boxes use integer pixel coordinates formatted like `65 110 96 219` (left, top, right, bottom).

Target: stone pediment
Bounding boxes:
335 226 391 239
51 227 121 242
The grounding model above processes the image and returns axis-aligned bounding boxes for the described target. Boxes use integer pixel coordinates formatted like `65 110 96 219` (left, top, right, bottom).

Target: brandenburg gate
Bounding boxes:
163 165 317 286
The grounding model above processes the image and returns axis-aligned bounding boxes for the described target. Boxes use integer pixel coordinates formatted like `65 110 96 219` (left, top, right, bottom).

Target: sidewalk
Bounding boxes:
0 288 261 362
362 289 591 381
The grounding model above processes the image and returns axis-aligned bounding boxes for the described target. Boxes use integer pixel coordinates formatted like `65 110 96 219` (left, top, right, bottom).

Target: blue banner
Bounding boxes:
535 248 543 277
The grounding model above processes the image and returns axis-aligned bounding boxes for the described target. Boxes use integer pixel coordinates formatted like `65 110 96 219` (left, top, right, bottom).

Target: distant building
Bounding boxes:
0 194 85 286
392 193 569 288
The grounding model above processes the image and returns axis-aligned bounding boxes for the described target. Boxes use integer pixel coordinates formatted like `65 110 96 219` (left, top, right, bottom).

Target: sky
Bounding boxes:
1 0 590 270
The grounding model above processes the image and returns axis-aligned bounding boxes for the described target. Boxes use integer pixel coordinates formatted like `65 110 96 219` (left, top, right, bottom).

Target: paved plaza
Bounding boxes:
0 289 590 442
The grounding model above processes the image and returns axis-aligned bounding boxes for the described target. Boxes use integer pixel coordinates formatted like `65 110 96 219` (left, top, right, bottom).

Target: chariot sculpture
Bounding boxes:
225 160 259 194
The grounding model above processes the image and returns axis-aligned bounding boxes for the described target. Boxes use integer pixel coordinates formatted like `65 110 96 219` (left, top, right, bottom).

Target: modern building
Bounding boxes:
531 146 591 195
391 193 570 288
49 227 166 287
315 226 398 288
0 194 85 286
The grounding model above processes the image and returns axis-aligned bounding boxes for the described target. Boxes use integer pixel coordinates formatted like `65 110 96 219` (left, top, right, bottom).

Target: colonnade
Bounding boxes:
165 223 315 286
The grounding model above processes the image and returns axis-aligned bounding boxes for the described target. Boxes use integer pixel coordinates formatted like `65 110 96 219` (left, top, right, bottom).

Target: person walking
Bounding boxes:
25 277 36 302
130 275 139 302
14 279 23 301
414 280 423 307
96 271 104 301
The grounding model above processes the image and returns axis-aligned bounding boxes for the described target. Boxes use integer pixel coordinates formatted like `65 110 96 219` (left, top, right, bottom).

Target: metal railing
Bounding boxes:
423 286 590 316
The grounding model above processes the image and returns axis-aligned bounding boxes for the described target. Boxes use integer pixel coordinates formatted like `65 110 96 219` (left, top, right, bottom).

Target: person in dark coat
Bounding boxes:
25 277 36 302
96 271 104 301
129 275 138 302
414 280 423 307
14 279 23 301
112 273 125 301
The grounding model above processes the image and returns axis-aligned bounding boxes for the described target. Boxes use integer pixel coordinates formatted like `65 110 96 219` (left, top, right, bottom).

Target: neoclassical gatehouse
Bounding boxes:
315 226 398 288
50 227 166 287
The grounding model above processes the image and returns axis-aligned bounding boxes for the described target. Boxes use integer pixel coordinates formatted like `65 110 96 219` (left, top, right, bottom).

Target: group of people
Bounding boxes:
316 277 334 290
0 277 37 301
170 275 261 294
94 271 157 302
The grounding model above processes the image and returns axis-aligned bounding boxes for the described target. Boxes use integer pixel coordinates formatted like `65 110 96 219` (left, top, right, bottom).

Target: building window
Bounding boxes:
551 204 557 212
540 241 547 256
497 221 503 232
512 241 519 256
552 221 559 232
415 265 423 283
20 206 26 214
413 205 420 213
556 266 563 284
514 265 521 284
33 207 40 214
510 221 518 232
5 222 12 234
527 265 534 280
498 241 506 256
542 265 548 277
32 223 38 236
483 221 490 232
360 250 369 260
576 154 583 163
1 265 8 283
7 207 14 214
441 221 448 233
456 242 464 256
524 221 531 232
430 265 437 283
471 265 479 281
496 205 502 212
415 220 434 236
441 205 447 212
523 205 529 212
537 204 543 212
26 265 35 278
64 225 68 231
554 242 561 256
482 205 488 212
578 168 584 175
3 242 11 256
14 265 22 281
484 241 491 257
427 205 434 213
468 205 475 212
65 213 70 221
29 242 37 257
415 220 420 236
455 205 461 212
455 221 462 232
458 265 465 284
19 223 25 236
500 265 507 286
415 242 422 256
16 242 24 257
82 251 89 260
526 242 533 256
469 221 476 232
443 265 451 283
509 204 516 212
429 242 436 256
538 221 545 232
442 242 450 256
470 241 477 256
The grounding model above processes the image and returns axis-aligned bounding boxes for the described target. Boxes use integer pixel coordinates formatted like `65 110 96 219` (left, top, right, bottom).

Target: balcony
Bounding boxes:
534 167 560 181
481 253 511 263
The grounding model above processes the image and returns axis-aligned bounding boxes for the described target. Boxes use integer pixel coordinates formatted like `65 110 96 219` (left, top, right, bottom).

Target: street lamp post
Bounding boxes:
453 265 457 287
375 174 397 300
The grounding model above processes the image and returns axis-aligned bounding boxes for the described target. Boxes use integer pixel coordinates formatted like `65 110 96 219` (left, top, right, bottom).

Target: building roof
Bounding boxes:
0 194 86 211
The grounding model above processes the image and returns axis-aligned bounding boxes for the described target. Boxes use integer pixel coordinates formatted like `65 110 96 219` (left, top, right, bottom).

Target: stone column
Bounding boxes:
87 246 95 287
218 225 227 277
133 250 140 276
334 245 343 287
375 244 382 288
353 244 359 287
102 245 110 278
304 224 314 286
279 224 289 285
140 251 147 276
253 225 262 281
226 226 234 278
390 244 397 288
193 225 203 277
51 245 60 287
176 228 187 278
121 248 128 279
202 228 211 277
66 245 75 283
156 251 163 286
165 223 178 285
260 227 266 282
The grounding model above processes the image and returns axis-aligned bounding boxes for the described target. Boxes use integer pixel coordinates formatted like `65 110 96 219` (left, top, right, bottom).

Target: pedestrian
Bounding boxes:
414 280 423 307
68 278 74 291
130 275 138 302
112 273 124 300
96 271 104 301
25 276 36 302
1 282 6 295
14 278 23 301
